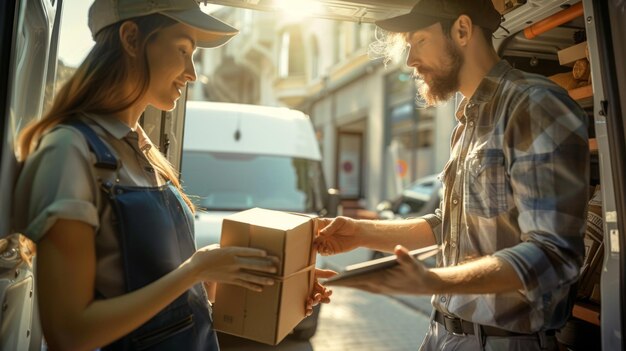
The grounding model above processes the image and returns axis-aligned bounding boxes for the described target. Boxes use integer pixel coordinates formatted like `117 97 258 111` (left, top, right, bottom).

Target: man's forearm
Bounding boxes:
427 256 524 294
358 218 437 253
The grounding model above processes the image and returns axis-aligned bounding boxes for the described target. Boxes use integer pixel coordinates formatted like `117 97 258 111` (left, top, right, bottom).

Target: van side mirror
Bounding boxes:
324 188 341 217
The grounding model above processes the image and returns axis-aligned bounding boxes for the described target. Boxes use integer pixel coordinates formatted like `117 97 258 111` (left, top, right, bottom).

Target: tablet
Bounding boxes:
323 244 441 285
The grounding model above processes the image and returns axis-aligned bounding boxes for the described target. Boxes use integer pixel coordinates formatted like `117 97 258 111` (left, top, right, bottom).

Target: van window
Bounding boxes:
181 151 325 212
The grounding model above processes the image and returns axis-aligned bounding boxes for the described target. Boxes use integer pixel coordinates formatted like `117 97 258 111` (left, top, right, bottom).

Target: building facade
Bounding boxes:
191 7 457 211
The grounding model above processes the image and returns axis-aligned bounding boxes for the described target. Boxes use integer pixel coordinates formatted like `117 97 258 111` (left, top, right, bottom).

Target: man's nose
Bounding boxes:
405 47 420 69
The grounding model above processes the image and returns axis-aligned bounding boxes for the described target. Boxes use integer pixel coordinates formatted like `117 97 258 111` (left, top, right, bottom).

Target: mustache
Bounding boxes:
411 68 432 81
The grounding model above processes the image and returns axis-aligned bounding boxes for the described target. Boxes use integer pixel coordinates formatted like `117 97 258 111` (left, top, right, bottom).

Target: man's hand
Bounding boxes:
327 245 435 295
305 268 337 316
314 217 361 256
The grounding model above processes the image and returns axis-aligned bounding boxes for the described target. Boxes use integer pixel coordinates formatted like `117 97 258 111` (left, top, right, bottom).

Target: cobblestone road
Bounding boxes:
310 287 431 351
219 287 432 351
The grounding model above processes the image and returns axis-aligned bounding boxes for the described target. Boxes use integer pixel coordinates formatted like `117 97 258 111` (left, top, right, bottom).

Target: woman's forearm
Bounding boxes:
37 220 200 351
79 263 197 350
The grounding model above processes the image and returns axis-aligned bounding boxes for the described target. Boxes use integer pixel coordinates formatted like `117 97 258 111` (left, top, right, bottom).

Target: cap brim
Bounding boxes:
375 13 445 33
162 9 238 48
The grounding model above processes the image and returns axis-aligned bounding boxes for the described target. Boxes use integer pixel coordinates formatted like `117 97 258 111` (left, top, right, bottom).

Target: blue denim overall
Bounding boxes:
67 120 219 351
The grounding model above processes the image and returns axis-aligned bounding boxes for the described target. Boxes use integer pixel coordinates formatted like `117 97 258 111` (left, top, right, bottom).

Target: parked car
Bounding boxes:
180 100 339 341
371 174 442 260
376 174 442 220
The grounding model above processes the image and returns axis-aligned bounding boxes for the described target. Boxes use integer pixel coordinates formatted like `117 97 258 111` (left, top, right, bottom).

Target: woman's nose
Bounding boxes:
185 57 197 82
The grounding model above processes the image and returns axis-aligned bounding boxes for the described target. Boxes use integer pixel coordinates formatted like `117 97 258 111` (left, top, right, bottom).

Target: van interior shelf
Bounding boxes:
589 138 598 153
523 2 584 40
568 84 593 102
572 301 601 326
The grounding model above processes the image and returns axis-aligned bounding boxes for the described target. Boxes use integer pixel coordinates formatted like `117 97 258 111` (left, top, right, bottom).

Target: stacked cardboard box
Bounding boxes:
213 208 316 345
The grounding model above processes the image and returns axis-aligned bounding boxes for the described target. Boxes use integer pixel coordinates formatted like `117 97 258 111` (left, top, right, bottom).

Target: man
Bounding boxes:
314 0 589 349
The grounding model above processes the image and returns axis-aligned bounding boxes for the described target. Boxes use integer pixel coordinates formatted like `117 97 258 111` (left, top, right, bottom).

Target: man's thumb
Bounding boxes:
394 245 414 265
315 268 338 279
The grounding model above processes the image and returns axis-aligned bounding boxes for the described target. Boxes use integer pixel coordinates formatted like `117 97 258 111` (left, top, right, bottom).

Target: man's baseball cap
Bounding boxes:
88 0 238 48
375 0 502 34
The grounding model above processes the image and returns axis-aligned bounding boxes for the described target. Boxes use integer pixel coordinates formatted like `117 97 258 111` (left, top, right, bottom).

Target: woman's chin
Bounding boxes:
151 98 178 112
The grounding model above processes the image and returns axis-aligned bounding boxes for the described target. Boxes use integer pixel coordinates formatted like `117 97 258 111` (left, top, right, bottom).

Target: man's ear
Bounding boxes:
119 21 140 58
452 14 473 47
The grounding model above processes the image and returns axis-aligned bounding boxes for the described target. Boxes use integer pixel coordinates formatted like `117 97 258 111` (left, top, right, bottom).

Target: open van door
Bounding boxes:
582 0 626 349
0 0 63 349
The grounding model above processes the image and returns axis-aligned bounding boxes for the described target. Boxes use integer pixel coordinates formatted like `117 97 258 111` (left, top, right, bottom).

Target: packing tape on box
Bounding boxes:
272 263 316 282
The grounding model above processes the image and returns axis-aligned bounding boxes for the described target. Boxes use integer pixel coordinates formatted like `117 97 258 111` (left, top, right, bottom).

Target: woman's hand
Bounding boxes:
314 217 361 255
305 268 337 316
188 244 279 292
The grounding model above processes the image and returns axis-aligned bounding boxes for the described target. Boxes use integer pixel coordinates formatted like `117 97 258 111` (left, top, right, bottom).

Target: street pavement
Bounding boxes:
218 249 434 351
218 287 432 351
310 287 432 350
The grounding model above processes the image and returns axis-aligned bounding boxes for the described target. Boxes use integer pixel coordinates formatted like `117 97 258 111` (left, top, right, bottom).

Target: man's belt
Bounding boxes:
434 310 556 337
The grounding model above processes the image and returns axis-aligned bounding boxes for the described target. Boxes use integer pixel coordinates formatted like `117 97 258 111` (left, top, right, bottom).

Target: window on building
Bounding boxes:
334 22 355 63
357 23 375 49
279 31 290 77
310 36 320 80
278 26 305 77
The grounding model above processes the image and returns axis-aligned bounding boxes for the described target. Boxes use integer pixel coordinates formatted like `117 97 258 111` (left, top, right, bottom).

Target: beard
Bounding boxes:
414 38 464 107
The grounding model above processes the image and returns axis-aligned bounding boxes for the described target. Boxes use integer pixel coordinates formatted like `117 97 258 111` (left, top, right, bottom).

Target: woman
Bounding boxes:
13 0 332 350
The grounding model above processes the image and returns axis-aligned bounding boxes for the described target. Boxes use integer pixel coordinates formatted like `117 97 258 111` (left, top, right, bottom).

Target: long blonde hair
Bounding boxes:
16 14 195 212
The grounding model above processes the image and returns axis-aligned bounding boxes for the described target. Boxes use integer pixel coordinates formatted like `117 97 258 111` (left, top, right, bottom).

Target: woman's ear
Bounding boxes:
119 21 140 58
452 14 473 47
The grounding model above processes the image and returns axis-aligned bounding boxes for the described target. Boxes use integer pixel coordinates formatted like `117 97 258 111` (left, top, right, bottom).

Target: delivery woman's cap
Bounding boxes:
375 0 501 35
88 0 239 48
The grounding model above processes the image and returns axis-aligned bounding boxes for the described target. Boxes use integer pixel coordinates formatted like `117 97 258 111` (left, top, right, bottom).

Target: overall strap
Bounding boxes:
64 119 118 170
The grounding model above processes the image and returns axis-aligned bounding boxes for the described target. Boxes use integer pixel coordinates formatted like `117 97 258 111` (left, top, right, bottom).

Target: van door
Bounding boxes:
583 0 626 349
0 0 63 349
140 92 188 173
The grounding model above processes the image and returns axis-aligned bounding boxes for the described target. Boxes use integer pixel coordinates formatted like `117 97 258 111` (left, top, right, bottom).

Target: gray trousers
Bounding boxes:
419 318 558 351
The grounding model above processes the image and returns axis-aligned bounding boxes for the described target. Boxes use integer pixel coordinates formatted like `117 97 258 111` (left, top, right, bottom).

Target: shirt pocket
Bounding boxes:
464 149 507 218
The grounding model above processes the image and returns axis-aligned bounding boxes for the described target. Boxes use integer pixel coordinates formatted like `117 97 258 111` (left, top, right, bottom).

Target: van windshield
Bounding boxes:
181 151 325 213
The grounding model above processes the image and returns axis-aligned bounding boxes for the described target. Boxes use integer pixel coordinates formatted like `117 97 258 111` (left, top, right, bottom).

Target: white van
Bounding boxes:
180 101 338 249
180 101 337 341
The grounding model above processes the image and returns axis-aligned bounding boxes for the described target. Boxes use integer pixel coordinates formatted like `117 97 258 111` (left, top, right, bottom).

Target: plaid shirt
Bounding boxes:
423 60 589 333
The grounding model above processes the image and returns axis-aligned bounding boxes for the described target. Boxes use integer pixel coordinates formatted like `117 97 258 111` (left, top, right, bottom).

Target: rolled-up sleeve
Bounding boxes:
419 208 443 243
14 127 99 242
494 87 589 303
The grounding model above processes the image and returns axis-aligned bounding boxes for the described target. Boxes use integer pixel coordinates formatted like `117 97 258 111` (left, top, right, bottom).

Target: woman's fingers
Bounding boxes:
231 271 276 292
236 256 279 273
229 247 268 257
232 279 265 292
237 272 275 286
198 243 220 251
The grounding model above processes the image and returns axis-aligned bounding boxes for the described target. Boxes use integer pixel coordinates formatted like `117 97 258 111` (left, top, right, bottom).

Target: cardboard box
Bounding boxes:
213 208 316 345
558 41 588 66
